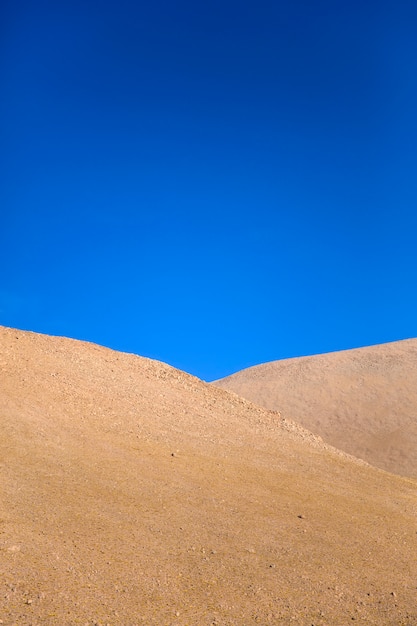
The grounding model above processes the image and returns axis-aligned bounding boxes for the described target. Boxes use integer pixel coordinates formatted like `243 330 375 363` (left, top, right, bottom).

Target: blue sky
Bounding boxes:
1 0 417 380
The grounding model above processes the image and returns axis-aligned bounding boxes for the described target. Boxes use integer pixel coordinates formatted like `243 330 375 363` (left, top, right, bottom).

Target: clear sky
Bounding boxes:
2 0 417 381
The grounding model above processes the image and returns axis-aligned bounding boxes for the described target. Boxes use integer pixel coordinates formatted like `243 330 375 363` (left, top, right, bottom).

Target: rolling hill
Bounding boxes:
214 340 417 479
1 327 416 625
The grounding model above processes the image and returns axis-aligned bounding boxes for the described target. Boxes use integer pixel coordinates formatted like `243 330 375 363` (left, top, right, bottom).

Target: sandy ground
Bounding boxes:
214 340 417 479
1 326 417 625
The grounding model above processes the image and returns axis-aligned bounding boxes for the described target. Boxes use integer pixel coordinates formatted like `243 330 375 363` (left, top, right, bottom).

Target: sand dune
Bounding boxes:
214 340 417 479
1 326 417 625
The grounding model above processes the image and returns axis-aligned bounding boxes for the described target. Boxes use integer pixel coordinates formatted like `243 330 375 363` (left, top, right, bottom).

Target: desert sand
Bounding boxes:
1 326 416 625
214 340 417 479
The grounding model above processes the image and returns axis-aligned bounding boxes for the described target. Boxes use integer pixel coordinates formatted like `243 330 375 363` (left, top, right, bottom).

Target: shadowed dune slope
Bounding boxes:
1 326 417 625
214 340 417 479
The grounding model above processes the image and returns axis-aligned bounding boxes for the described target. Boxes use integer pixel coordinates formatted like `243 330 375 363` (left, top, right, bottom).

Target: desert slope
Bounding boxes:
1 326 417 625
214 340 417 479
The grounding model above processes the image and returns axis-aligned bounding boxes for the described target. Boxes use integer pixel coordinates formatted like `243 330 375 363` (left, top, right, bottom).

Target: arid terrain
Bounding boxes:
1 326 416 625
214 340 417 479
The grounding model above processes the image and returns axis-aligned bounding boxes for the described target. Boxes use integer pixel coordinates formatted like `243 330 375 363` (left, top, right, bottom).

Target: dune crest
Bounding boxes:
1 327 417 625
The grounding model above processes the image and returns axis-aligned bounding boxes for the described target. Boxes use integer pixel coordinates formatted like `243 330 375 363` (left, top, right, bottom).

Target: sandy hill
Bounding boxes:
214 340 417 480
1 327 416 625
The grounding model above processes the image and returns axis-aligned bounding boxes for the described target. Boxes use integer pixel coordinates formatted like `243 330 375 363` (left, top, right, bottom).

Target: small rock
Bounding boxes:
297 515 305 519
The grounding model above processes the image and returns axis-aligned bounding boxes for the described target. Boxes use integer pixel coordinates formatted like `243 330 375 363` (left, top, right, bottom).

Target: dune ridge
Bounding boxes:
1 326 417 625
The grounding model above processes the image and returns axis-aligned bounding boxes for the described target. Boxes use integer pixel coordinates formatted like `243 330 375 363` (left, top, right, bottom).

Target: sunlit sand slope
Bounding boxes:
1 327 416 625
215 340 417 479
